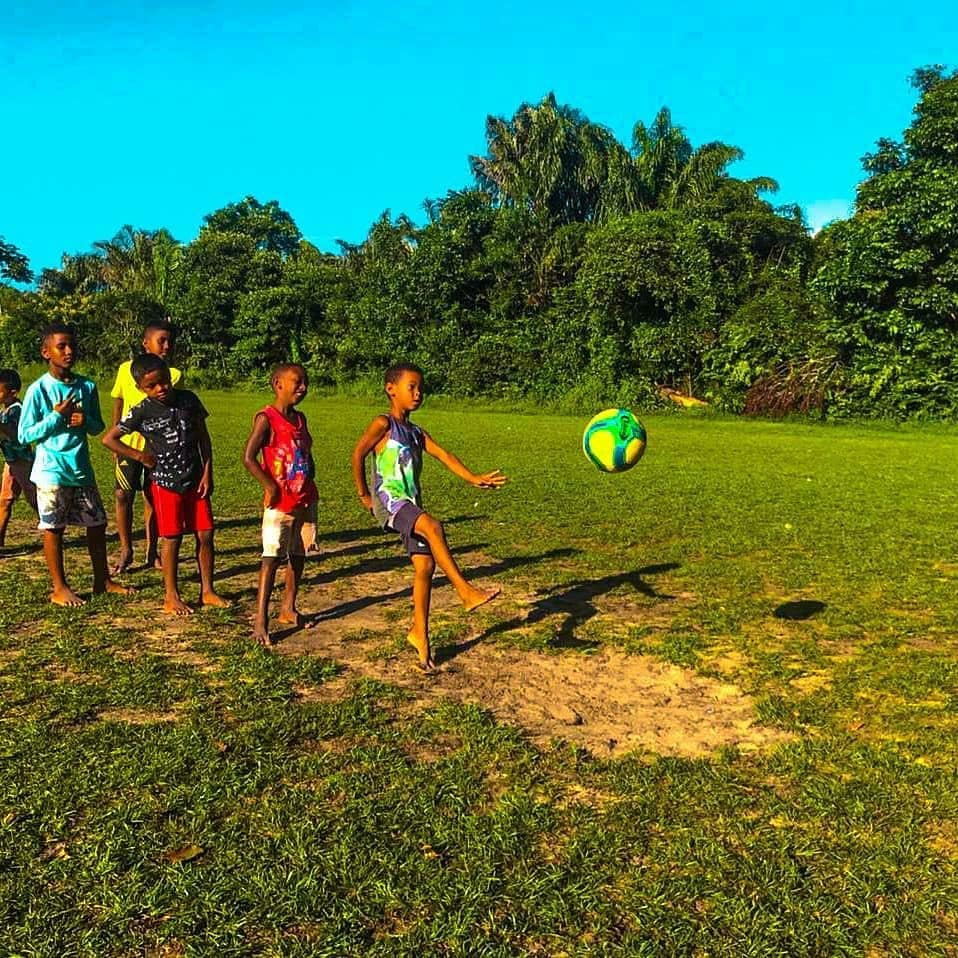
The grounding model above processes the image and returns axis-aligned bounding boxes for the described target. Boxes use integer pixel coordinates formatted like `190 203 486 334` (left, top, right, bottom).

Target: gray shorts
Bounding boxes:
389 501 431 558
36 484 107 531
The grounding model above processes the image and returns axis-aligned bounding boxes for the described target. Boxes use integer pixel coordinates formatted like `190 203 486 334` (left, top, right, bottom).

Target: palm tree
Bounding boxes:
630 108 777 210
39 227 180 306
39 251 108 296
470 93 630 225
93 225 155 294
471 97 776 225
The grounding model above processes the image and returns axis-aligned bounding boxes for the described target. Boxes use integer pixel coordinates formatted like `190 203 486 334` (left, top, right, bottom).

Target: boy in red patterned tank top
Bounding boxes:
243 363 319 645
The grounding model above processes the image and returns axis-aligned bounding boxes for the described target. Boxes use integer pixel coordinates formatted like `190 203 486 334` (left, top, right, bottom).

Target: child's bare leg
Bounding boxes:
44 528 83 605
88 523 132 596
253 557 280 645
196 529 229 607
277 554 306 625
412 513 499 611
407 553 436 669
112 488 136 575
143 494 161 569
162 535 192 615
0 497 12 547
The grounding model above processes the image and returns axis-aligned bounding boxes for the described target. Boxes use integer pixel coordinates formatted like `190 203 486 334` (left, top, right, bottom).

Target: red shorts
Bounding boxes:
149 484 213 539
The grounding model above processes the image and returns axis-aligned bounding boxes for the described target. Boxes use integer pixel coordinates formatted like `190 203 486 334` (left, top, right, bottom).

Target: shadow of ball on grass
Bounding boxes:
773 599 827 621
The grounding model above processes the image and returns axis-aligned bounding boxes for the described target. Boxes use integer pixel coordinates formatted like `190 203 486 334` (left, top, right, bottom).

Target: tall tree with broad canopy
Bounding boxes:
0 237 33 284
203 196 303 258
812 66 958 416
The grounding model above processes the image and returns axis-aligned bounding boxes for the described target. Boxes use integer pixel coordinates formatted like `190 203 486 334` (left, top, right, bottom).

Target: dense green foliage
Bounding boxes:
2 69 957 418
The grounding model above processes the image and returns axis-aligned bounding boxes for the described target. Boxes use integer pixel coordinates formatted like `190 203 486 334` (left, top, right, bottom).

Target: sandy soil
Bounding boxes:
279 564 790 759
6 516 790 758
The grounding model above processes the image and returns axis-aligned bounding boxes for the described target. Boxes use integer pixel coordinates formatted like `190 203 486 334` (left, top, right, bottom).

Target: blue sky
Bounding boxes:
3 0 956 277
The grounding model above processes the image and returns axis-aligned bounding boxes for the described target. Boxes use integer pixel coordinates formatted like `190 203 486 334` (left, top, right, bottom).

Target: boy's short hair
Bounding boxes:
143 317 175 338
41 321 77 344
270 362 306 384
0 368 22 392
385 362 424 386
130 353 170 385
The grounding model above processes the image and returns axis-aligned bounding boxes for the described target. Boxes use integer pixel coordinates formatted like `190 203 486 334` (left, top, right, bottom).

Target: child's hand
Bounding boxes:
472 469 507 488
197 472 212 500
69 410 85 428
54 397 76 418
263 482 281 509
140 451 157 470
358 492 373 512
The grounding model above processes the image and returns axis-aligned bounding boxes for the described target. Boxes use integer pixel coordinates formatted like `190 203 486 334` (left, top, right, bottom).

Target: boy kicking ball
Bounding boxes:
351 362 505 671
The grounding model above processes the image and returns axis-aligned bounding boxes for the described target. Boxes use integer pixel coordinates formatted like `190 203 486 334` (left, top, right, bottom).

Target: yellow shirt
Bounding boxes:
110 360 183 451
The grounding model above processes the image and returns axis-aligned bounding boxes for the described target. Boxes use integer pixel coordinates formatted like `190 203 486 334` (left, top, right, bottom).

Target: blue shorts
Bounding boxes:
389 501 431 558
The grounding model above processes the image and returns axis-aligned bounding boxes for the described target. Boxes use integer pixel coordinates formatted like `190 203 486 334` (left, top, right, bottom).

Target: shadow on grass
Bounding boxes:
773 599 827 620
200 514 477 559
218 542 490 585
0 541 42 558
315 514 474 546
296 548 582 638
437 562 680 663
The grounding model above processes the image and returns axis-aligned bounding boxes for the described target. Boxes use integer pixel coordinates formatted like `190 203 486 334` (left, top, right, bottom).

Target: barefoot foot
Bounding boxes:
462 584 501 612
99 579 135 596
51 586 84 607
407 632 436 671
252 623 273 647
164 595 193 616
201 591 231 609
277 609 306 627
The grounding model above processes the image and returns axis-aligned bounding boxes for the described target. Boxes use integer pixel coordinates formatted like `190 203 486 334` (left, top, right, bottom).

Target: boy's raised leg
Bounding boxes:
412 513 499 611
253 557 280 645
408 553 436 670
196 529 229 608
44 528 83 606
161 535 192 615
88 523 133 596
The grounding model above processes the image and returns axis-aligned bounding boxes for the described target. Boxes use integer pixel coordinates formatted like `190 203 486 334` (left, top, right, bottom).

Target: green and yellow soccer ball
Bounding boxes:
582 407 647 473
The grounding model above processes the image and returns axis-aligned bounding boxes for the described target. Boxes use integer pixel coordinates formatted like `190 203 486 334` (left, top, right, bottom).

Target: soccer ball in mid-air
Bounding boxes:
582 407 647 473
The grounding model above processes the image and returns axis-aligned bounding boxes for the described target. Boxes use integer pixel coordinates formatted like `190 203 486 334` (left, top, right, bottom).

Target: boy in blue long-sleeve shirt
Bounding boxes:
18 323 132 605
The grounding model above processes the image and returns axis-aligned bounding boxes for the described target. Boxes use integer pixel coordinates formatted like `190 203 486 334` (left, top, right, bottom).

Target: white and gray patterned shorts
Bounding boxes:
36 485 107 531
261 504 317 560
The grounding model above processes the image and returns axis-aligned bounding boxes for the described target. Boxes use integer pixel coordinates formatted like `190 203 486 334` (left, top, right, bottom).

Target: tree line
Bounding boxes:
2 67 956 419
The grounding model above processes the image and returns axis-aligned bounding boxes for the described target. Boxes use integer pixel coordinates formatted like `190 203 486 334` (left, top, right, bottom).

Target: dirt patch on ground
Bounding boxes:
97 707 181 724
4 519 789 759
280 573 790 759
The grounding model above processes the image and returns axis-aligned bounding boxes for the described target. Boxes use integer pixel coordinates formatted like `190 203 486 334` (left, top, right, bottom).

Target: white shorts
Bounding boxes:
261 505 317 560
36 485 107 531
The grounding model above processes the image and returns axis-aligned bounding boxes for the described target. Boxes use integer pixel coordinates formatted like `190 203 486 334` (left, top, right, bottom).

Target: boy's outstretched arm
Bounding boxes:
351 416 390 511
423 432 507 488
242 413 280 508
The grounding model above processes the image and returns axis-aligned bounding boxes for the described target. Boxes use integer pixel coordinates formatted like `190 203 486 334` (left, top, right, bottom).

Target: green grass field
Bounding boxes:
2 390 957 956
